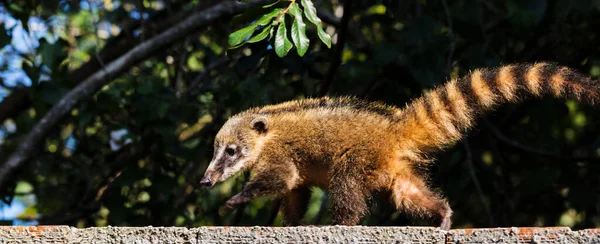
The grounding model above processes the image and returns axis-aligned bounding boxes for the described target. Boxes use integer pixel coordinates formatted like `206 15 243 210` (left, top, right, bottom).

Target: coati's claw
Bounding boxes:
440 217 451 231
219 194 249 215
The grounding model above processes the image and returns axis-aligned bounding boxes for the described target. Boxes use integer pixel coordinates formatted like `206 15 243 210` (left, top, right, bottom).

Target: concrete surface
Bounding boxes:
0 225 598 243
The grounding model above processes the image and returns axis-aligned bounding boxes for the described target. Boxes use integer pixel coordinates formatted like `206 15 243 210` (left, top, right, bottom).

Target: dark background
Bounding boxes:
0 0 598 229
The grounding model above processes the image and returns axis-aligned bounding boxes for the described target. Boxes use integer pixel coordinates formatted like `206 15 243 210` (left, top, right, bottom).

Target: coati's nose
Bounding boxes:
199 176 213 188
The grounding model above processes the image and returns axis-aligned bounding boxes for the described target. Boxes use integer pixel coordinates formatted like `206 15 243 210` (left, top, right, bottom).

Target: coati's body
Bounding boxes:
200 63 599 230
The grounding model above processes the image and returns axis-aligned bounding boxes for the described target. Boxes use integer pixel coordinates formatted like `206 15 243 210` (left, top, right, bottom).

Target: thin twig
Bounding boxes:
186 57 232 96
276 0 296 23
441 0 454 73
315 6 340 25
483 118 598 161
136 0 148 41
463 140 495 226
87 0 106 68
318 0 353 97
175 37 192 97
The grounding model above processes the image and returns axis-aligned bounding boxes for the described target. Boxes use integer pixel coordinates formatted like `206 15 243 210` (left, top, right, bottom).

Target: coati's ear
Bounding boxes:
250 116 269 133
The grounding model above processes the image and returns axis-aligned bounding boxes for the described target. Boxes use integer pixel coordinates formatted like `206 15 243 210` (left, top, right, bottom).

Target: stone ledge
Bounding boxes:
0 226 598 243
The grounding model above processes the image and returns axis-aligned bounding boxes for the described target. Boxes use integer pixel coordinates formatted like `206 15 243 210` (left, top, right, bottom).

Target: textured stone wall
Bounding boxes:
0 226 598 243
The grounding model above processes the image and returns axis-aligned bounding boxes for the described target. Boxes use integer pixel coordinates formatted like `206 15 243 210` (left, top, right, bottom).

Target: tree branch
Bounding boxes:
318 0 353 97
0 0 190 124
463 140 495 227
0 0 275 191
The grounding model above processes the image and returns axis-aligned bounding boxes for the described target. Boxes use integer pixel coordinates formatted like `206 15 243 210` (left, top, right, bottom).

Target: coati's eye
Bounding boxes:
225 147 235 156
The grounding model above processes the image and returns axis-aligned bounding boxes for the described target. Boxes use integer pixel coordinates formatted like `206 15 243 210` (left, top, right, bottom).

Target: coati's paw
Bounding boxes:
440 217 452 231
218 194 249 215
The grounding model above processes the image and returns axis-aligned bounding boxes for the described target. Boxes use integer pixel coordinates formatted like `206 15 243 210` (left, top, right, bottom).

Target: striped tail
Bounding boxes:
396 62 599 162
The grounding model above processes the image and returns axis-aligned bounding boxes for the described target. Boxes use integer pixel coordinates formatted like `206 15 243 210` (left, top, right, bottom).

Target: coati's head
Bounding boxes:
199 115 270 187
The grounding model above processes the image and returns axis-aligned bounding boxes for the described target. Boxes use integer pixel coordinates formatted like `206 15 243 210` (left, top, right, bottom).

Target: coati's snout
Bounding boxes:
199 172 216 188
200 116 270 187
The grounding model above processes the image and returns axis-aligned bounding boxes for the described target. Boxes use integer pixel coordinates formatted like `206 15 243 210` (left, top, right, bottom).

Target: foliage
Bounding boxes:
229 0 331 57
0 0 599 230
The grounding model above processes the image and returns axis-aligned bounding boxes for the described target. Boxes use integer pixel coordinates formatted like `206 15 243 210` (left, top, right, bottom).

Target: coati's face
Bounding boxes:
199 116 269 187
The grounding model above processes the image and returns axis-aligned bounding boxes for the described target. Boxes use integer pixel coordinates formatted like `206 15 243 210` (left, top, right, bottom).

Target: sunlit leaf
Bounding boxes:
274 17 292 57
228 24 259 47
247 26 273 43
300 0 320 25
256 8 282 25
228 8 281 47
300 0 331 48
289 3 310 56
263 0 281 8
14 181 33 194
316 26 331 48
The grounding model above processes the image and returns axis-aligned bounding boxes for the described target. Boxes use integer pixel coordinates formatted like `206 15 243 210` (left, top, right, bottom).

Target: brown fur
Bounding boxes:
201 63 599 230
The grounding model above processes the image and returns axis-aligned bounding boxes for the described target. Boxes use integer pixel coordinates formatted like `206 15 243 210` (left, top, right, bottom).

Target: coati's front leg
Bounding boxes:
281 186 311 226
222 162 298 213
328 162 369 225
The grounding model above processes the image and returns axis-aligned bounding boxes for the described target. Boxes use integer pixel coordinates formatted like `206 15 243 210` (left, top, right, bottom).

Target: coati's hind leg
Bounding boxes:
391 176 453 230
281 186 311 226
328 163 369 225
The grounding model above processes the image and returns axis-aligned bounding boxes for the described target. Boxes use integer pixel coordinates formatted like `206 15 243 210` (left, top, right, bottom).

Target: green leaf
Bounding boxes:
15 181 33 194
263 0 281 8
289 3 310 56
316 26 331 48
300 0 320 25
228 8 281 47
301 0 331 48
274 17 293 57
256 8 282 25
228 24 259 47
8 3 24 13
247 26 273 43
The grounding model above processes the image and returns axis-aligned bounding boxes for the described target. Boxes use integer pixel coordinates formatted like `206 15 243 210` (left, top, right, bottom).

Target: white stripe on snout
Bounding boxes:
207 146 225 172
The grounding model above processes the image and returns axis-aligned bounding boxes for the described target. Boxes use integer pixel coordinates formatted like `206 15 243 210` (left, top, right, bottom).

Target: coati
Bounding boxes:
199 62 599 230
